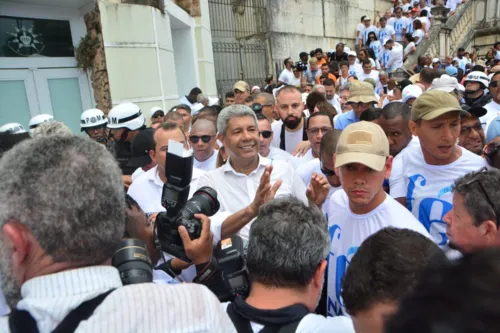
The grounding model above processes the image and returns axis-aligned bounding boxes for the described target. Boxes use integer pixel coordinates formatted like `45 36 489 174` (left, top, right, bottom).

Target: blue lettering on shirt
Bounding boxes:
407 174 453 245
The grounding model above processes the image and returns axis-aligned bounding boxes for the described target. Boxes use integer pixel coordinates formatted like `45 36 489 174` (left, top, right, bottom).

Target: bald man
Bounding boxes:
189 119 218 171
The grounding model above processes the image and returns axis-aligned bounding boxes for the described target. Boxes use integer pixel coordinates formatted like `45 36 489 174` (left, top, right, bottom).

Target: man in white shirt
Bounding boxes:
297 112 334 164
222 197 354 333
127 123 205 214
190 119 218 171
387 7 407 42
359 17 378 47
357 60 380 87
453 48 469 73
342 228 447 333
390 90 486 247
197 104 308 242
384 39 404 73
278 57 296 85
271 86 308 154
256 113 298 168
0 136 235 333
378 17 396 42
347 51 363 77
324 79 342 111
179 87 202 109
483 72 500 131
325 121 430 316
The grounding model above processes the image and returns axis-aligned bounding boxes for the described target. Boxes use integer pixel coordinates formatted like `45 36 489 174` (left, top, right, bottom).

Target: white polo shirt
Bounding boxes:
194 150 218 172
127 165 205 214
196 156 308 241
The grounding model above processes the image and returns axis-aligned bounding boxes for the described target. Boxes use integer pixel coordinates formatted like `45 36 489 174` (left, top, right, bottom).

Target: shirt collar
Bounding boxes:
147 165 164 187
21 266 122 299
222 155 270 176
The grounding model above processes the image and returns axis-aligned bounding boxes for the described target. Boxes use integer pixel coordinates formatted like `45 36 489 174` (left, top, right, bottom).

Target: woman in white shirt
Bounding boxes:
403 33 417 61
412 20 424 45
366 32 382 60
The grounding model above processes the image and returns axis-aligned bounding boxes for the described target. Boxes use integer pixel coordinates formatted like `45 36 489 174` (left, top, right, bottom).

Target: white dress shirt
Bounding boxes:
127 165 205 214
0 266 236 333
194 150 218 171
196 156 308 241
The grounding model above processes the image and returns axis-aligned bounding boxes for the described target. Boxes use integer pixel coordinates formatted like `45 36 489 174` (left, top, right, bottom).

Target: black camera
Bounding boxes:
112 238 153 285
202 236 250 302
294 61 307 72
155 140 220 263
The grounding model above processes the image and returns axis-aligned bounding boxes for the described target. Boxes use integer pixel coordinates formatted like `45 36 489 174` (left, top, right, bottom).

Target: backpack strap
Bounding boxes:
227 303 254 333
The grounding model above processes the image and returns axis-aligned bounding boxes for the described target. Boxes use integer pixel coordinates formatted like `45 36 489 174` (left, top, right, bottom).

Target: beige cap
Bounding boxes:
233 81 250 92
411 90 469 121
335 121 389 172
347 82 378 105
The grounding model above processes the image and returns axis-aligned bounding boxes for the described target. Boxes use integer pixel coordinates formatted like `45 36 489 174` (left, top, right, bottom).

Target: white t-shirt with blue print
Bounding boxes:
325 190 430 317
388 17 408 41
390 144 487 246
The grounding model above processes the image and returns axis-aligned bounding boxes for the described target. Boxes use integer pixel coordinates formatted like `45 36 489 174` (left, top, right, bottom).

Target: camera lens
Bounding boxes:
183 186 220 218
112 239 153 285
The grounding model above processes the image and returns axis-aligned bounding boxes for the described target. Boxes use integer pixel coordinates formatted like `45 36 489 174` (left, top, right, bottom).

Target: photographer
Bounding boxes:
221 197 354 333
0 136 235 332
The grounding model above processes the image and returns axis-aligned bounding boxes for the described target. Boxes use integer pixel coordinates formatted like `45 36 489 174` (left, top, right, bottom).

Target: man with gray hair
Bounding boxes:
197 104 324 242
253 92 276 121
0 136 235 332
222 197 354 332
444 169 500 254
31 120 72 138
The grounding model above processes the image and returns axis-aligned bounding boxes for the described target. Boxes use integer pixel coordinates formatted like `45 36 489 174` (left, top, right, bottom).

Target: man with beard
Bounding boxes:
220 197 354 332
0 136 235 332
80 108 108 144
443 169 500 254
458 106 487 155
196 105 310 242
107 102 146 175
257 113 298 168
325 121 429 316
271 86 308 154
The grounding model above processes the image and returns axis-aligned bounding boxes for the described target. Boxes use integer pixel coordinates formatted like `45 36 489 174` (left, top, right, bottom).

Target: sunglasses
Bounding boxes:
260 131 272 139
152 114 164 119
490 81 500 88
464 167 500 224
320 160 335 177
189 135 214 144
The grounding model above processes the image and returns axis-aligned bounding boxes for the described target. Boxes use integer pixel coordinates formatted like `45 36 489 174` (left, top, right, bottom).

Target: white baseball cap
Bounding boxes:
402 85 423 104
348 51 357 57
429 75 461 93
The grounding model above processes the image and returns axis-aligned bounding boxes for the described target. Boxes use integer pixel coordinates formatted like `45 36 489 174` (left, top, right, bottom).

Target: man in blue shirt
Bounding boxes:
335 82 378 130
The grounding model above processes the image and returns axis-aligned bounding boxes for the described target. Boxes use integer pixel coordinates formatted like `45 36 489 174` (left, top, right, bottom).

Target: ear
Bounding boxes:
2 222 30 271
481 220 498 242
149 148 156 161
217 133 224 145
408 120 418 136
313 260 328 289
384 156 394 179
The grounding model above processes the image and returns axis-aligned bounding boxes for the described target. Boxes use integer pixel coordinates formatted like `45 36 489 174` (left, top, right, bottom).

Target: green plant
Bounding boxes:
75 34 98 71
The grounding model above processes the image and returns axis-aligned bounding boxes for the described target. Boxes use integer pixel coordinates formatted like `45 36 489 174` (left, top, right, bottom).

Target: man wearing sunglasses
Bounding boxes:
458 105 487 155
190 119 218 171
443 169 500 254
256 113 298 168
483 72 500 131
335 82 378 130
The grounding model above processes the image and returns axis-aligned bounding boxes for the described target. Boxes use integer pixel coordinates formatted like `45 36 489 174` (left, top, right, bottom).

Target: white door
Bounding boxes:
34 68 94 135
0 69 40 129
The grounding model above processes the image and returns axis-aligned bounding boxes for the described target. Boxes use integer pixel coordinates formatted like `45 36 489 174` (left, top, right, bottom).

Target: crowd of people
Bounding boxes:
2 1 500 331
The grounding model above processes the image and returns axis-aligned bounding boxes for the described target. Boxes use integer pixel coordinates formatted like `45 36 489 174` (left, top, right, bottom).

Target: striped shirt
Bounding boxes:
0 266 236 333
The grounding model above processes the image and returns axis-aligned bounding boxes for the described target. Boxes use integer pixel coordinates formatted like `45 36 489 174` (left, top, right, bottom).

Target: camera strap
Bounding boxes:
227 297 309 333
9 289 115 333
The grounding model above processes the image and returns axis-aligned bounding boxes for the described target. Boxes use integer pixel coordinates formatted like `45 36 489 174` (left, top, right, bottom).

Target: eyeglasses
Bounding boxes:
307 127 332 136
260 130 272 139
464 167 500 224
320 160 335 177
189 135 214 144
490 81 500 88
460 122 483 136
